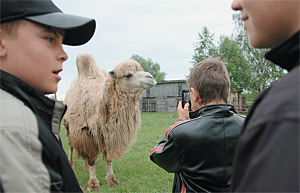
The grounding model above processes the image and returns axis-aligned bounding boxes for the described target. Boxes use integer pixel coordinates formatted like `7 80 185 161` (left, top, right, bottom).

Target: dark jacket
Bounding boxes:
231 31 300 192
150 104 245 192
0 70 82 192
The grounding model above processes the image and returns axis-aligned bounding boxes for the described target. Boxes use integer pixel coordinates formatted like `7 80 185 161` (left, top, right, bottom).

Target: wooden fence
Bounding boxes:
231 98 255 114
140 96 181 113
140 97 255 114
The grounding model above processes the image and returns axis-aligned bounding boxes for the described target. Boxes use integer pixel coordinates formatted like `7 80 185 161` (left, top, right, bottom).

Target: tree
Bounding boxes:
216 35 251 92
191 15 286 96
232 13 286 94
131 54 166 82
191 27 217 64
191 27 251 92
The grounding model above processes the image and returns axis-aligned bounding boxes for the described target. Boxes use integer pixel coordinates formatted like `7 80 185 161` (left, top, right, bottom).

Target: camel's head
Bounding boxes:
108 59 157 92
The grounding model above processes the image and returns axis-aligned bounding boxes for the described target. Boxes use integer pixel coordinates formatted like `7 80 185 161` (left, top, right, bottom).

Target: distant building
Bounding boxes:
139 80 188 112
139 80 244 113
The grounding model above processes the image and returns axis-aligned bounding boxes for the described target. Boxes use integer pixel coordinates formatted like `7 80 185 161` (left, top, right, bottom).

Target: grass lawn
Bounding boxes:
60 112 178 192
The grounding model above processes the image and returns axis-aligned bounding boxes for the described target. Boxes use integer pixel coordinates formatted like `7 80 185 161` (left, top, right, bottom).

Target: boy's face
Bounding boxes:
231 0 300 48
0 20 68 94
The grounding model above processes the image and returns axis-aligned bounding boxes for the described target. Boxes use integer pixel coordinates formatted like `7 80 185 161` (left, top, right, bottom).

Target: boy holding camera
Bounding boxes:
150 58 245 192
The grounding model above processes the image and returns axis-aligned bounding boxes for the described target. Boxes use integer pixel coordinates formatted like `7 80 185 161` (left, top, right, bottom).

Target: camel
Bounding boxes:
63 53 156 191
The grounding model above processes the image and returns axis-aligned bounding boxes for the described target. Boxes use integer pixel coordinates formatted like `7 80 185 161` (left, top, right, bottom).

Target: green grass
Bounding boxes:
60 112 178 192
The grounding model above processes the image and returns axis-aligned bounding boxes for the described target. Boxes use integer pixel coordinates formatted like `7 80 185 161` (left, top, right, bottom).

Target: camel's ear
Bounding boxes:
108 71 116 78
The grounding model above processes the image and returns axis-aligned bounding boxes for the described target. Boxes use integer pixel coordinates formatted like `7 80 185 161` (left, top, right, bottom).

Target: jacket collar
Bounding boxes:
265 31 300 72
0 70 66 139
189 104 236 119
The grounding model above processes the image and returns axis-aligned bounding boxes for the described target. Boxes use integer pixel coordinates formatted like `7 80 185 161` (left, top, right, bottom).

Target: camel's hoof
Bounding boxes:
87 178 101 192
106 174 119 186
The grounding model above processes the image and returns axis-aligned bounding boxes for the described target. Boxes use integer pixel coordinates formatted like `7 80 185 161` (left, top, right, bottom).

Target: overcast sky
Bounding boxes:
52 0 236 100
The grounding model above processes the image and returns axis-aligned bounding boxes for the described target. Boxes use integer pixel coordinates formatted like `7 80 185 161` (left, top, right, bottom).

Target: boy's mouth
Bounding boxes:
53 69 62 74
53 69 62 81
241 15 248 22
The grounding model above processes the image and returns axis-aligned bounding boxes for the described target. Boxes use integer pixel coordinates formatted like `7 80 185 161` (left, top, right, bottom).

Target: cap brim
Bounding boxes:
26 12 96 46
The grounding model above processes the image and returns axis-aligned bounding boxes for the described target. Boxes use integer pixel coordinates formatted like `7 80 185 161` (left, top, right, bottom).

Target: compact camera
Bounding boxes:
181 90 191 111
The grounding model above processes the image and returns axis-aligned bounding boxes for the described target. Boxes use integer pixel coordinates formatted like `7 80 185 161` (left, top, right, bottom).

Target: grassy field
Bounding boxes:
60 112 178 192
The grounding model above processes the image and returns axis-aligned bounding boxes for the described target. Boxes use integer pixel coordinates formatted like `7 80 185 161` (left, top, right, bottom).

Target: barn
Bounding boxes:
139 80 245 113
139 80 188 112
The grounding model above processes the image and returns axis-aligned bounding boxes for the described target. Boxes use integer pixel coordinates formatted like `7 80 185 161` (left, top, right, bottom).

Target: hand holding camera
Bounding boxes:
177 90 191 120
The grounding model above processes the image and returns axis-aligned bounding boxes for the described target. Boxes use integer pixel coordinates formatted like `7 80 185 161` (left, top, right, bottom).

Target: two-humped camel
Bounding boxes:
63 53 156 191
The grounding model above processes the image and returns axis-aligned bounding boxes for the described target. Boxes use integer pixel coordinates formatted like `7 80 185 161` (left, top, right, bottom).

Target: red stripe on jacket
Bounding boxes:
181 179 186 193
150 120 189 156
165 120 187 137
150 146 163 155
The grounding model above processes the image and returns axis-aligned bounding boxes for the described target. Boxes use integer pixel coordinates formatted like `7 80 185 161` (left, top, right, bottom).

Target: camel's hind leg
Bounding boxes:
84 159 89 170
104 154 119 186
87 160 101 192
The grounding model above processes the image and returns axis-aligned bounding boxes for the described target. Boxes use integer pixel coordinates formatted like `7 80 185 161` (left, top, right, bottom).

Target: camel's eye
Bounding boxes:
124 74 132 78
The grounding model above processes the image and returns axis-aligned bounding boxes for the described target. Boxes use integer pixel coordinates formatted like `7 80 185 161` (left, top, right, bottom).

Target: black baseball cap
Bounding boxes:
0 0 96 46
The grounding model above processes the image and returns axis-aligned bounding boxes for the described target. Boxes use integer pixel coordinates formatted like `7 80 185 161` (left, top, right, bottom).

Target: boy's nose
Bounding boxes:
231 0 242 11
59 49 68 62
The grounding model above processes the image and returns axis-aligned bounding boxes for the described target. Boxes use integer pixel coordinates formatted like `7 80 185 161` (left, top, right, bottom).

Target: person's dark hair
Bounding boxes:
187 58 230 105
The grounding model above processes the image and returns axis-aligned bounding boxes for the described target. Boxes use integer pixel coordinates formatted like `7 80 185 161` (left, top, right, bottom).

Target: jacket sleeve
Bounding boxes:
150 121 183 173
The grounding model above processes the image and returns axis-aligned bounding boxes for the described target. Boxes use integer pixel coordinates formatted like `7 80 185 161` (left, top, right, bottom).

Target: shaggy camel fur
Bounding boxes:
63 53 156 191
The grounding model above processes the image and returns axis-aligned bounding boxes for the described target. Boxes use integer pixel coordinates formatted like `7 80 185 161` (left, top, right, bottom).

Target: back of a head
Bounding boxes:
188 58 230 105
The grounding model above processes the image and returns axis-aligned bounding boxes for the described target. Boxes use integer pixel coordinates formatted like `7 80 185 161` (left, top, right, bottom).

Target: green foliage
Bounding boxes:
232 13 286 93
191 26 217 64
191 14 287 95
60 112 178 192
131 54 167 82
216 35 251 91
191 27 251 92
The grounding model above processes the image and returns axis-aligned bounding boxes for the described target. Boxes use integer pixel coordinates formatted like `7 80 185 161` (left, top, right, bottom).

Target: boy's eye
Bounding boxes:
45 36 54 43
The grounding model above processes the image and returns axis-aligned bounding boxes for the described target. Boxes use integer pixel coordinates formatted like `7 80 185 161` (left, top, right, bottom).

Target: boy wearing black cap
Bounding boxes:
0 0 96 192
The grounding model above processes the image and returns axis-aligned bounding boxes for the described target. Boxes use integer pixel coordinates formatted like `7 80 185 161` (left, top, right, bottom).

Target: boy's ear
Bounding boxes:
190 87 200 103
0 29 7 57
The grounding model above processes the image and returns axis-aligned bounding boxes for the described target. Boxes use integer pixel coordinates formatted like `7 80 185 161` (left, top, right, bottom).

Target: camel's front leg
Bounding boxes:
68 142 74 167
87 161 101 192
105 160 119 186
